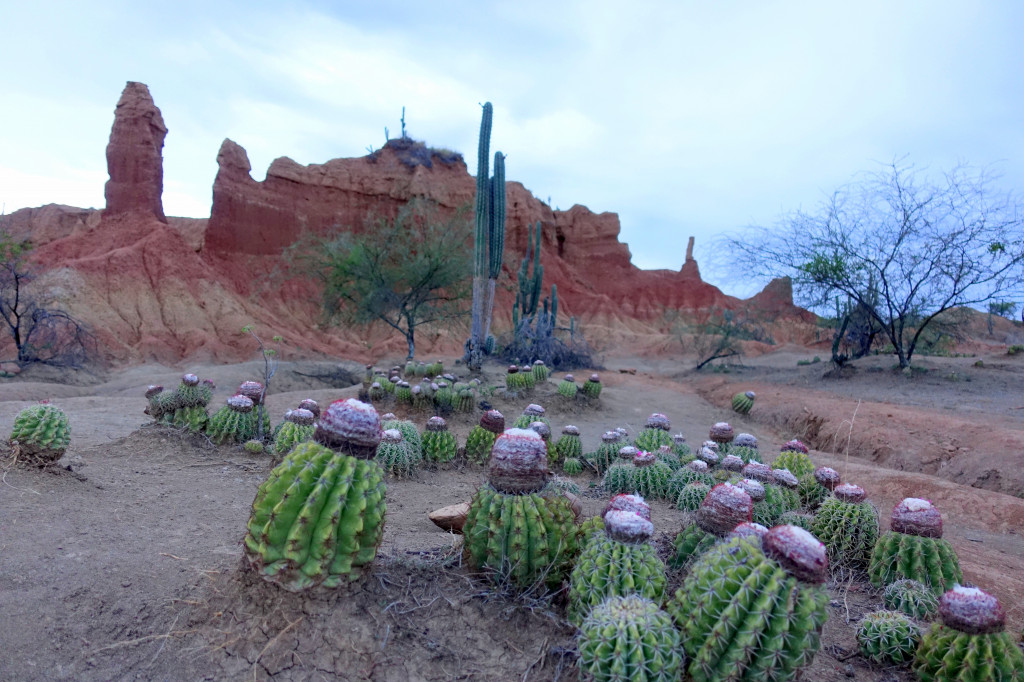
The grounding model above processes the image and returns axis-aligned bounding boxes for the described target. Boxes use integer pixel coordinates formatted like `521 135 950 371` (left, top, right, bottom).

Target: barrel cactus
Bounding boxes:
883 578 939 620
242 398 385 590
777 510 815 532
707 421 735 447
798 465 840 511
591 430 624 475
675 482 711 512
557 374 577 398
10 403 71 464
666 460 715 501
462 429 578 589
531 359 549 383
505 365 527 394
667 525 830 682
207 395 258 445
273 408 316 457
421 416 457 463
577 595 684 682
856 610 921 665
632 450 672 500
634 413 672 451
568 509 667 625
464 409 504 464
811 483 879 571
603 461 637 496
394 380 413 405
374 428 420 477
869 497 962 593
670 482 754 568
553 424 583 465
914 585 1023 681
171 373 210 432
581 373 602 398
772 448 814 478
513 403 549 429
562 457 583 476
381 417 422 460
731 390 755 415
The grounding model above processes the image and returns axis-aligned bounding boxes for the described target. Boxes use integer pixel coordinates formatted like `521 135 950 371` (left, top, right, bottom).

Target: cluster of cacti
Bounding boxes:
421 416 458 463
365 364 480 414
243 398 386 590
914 585 1023 681
504 365 530 394
633 413 672 451
462 429 578 589
403 359 445 378
236 380 272 437
581 373 602 399
666 525 830 682
811 483 879 570
144 373 216 432
883 578 939 619
568 505 667 625
206 394 258 445
374 428 421 476
556 373 577 398
273 408 316 457
464 410 504 464
869 497 962 594
856 610 921 665
9 403 71 464
731 390 755 415
577 595 684 682
670 482 754 568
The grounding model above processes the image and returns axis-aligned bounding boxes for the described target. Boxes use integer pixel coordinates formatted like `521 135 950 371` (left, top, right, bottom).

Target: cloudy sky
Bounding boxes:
2 1 1022 294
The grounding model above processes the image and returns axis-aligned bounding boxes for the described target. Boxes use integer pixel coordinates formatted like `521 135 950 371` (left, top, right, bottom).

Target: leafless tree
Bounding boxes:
728 159 1024 368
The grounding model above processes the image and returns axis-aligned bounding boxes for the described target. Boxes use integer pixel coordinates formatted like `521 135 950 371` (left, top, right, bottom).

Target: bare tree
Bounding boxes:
728 159 1024 368
0 231 95 369
668 306 764 370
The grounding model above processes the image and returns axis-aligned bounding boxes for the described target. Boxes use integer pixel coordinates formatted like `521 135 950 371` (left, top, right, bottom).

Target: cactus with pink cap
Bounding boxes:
868 497 962 593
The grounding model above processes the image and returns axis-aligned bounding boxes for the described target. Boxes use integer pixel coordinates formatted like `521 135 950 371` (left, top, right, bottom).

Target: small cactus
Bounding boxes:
553 424 583 464
675 482 711 512
9 404 71 464
666 460 715 501
603 462 637 495
421 416 458 463
914 586 1023 681
273 408 316 457
772 448 815 478
562 457 583 475
381 418 423 460
631 450 672 500
504 365 527 394
581 373 602 398
464 410 504 464
670 482 754 568
591 430 623 475
634 413 672 451
883 579 939 620
798 466 839 510
531 359 549 383
869 498 962 594
856 610 921 665
374 428 420 477
707 421 734 446
207 395 258 445
811 483 879 571
577 595 683 682
556 374 577 398
243 439 265 454
731 390 755 415
512 403 549 429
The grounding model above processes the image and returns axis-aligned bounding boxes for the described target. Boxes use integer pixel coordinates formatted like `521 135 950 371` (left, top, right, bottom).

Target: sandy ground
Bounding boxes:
1 352 1022 680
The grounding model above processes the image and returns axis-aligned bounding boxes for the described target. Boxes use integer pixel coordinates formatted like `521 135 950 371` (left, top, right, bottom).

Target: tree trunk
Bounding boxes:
406 330 415 361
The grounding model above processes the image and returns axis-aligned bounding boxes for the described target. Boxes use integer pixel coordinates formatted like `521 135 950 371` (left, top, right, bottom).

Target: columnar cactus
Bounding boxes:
856 610 921 665
462 429 578 588
374 428 420 477
634 413 672 451
731 390 755 415
9 404 71 464
632 450 672 500
513 403 549 429
421 416 457 463
243 398 385 590
553 425 583 465
568 510 667 625
207 395 258 445
464 409 504 464
557 374 577 398
667 525 830 682
273 408 316 457
914 586 1023 681
577 595 684 682
811 483 879 570
581 373 602 398
670 482 754 568
869 498 962 593
883 578 939 619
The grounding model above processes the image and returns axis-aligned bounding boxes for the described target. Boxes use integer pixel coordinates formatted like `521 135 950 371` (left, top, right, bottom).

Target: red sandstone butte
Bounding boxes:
103 82 168 222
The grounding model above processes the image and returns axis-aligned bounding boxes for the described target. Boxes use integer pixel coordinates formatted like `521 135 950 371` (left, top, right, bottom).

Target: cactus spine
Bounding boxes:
577 595 684 682
10 404 71 464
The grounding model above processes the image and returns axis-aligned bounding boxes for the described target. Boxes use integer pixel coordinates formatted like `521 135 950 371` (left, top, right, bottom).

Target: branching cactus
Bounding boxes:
462 429 578 588
374 428 419 477
421 416 457 463
10 404 71 464
207 395 258 445
869 498 962 593
557 374 577 398
513 403 549 429
883 578 939 620
273 408 316 457
577 595 684 682
670 482 754 568
632 450 672 500
811 483 879 571
634 413 673 451
465 409 504 464
553 425 582 465
581 373 602 399
914 586 1023 681
731 390 755 415
667 525 830 682
243 398 385 590
856 610 921 665
568 510 667 625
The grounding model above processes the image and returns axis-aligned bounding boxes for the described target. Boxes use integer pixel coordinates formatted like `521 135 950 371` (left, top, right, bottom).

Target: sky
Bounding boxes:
2 0 1023 296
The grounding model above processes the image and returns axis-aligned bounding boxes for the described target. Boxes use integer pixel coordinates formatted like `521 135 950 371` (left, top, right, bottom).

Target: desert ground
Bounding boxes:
1 349 1022 681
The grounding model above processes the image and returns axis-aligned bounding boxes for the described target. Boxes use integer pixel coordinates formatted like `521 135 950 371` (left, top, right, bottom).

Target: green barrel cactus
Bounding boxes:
367 381 385 402
667 525 830 682
464 409 504 464
432 380 454 411
243 398 385 590
869 498 962 593
10 403 71 464
394 380 413 405
556 373 578 398
454 385 476 413
654 444 681 470
591 430 624 475
777 510 815 532
883 578 939 620
236 380 271 435
632 450 672 500
666 460 715 501
518 365 536 390
374 428 420 477
512 403 549 429
634 413 672 452
273 408 316 457
144 384 171 422
731 390 755 415
244 439 265 454
914 586 1023 681
553 424 583 465
799 465 840 511
207 395 258 445
505 365 527 394
562 457 583 475
426 359 443 377
581 373 602 399
675 482 711 512
577 595 684 682
856 610 921 665
531 359 549 383
381 417 422 461
421 416 457 463
670 482 754 568
603 462 636 496
568 509 667 625
811 483 879 571
462 428 578 588
170 374 210 432
671 432 692 458
772 447 814 478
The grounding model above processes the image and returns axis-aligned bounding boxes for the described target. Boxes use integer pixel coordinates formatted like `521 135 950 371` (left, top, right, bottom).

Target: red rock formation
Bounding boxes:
103 82 167 221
